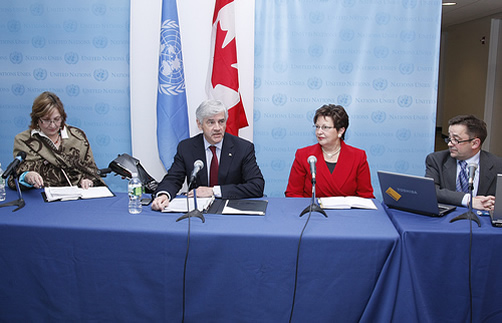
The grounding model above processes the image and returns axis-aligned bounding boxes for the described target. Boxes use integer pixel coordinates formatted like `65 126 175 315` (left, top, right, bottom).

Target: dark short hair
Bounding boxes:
448 114 487 144
30 91 67 130
313 104 349 140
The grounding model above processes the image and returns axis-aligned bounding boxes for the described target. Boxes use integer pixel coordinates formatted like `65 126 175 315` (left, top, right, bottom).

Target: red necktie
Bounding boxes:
209 146 219 187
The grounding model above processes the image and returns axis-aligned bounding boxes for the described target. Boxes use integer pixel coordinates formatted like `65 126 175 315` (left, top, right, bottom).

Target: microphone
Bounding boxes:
2 151 26 179
189 160 204 186
468 163 478 188
97 168 112 177
307 155 317 182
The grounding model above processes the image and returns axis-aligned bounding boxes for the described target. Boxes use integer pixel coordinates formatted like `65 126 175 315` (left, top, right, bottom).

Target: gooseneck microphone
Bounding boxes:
467 163 477 189
307 155 317 183
189 160 204 188
2 151 26 179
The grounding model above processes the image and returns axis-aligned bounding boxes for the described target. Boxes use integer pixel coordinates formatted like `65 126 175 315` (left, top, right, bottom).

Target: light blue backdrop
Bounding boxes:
0 1 131 192
254 0 442 198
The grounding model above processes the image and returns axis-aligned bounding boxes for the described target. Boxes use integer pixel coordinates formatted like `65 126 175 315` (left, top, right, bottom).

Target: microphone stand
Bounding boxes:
299 178 327 217
176 180 205 223
450 183 481 227
0 175 25 212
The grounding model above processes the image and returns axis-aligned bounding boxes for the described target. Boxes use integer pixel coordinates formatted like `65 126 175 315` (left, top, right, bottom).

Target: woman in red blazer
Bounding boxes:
285 104 374 198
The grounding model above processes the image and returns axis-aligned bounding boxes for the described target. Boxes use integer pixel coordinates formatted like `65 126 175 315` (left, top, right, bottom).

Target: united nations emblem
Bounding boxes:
158 19 185 96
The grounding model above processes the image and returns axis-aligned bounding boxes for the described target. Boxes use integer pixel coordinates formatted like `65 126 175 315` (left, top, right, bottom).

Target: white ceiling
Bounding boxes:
442 0 502 28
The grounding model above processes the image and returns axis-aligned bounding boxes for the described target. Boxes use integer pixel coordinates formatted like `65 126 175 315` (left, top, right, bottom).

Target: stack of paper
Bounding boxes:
162 196 215 213
318 196 377 210
44 186 114 202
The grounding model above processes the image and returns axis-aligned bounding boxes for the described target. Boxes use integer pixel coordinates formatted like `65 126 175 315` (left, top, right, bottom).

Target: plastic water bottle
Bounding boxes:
128 173 142 214
0 163 5 202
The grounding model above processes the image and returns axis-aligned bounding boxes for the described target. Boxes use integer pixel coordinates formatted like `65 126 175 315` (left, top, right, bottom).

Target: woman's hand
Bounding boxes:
80 178 94 189
25 171 44 188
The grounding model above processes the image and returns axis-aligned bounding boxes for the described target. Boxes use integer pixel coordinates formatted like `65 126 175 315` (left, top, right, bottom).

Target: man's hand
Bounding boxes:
472 195 495 211
152 194 170 211
188 186 214 198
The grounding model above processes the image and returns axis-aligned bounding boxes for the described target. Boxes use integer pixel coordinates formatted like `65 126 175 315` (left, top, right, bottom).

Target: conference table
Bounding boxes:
385 205 502 323
0 189 400 322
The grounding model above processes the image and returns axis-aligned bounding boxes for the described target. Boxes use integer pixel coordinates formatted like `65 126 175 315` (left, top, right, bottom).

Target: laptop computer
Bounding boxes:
378 170 457 217
490 174 502 227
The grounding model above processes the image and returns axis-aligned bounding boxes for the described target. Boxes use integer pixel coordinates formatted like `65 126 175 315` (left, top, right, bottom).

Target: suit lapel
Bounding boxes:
218 134 234 184
192 134 209 186
479 151 495 194
443 156 457 191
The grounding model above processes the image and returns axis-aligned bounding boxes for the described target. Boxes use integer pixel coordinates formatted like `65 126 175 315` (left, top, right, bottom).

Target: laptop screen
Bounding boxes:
378 170 452 217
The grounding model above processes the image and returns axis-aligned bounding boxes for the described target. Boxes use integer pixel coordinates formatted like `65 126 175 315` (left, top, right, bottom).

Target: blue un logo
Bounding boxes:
7 20 21 32
395 160 410 173
11 84 25 96
399 63 414 75
33 68 47 80
375 13 390 25
271 160 285 171
400 31 416 42
309 11 325 24
32 36 46 48
373 78 388 91
30 3 44 16
340 29 355 41
396 128 411 141
308 44 323 58
402 0 418 9
66 84 80 97
307 77 322 90
271 128 287 140
93 36 108 49
96 134 111 147
14 116 28 129
94 69 109 82
63 20 78 32
338 62 353 74
371 111 386 123
92 3 107 16
370 144 386 157
374 46 389 59
337 94 352 107
272 93 287 106
397 95 413 108
64 52 79 65
254 77 262 89
273 61 288 73
95 103 110 115
254 109 261 122
10 51 23 64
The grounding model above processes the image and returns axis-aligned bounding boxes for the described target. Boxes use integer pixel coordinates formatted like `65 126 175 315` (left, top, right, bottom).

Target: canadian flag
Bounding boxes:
206 0 248 135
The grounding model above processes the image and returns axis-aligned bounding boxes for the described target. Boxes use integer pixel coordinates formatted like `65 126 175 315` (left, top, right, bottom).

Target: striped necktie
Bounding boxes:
456 160 469 193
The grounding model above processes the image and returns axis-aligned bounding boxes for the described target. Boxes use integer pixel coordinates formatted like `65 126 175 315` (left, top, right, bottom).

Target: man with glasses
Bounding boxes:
425 115 502 210
152 100 264 211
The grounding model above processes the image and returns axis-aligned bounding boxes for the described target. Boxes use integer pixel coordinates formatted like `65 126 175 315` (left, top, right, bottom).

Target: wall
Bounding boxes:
439 13 502 156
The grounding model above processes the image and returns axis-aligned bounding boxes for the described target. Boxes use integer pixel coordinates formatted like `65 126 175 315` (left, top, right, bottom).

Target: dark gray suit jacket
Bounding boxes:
425 149 502 206
155 133 265 200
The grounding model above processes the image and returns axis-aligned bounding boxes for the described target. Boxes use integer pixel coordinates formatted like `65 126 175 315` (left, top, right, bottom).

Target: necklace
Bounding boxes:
53 133 61 145
322 146 340 158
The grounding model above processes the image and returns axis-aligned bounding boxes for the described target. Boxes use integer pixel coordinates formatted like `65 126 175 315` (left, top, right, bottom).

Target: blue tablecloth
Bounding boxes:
385 205 502 323
0 189 400 322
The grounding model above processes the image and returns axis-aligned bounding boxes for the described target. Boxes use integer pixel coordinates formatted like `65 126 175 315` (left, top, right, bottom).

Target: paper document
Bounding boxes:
162 196 215 213
221 199 268 215
318 196 377 210
44 186 114 202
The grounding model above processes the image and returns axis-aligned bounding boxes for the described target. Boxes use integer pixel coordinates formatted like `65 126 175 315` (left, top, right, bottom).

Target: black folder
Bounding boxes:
207 199 268 216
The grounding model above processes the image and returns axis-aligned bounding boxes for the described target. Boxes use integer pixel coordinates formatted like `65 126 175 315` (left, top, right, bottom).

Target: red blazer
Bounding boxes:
285 141 374 198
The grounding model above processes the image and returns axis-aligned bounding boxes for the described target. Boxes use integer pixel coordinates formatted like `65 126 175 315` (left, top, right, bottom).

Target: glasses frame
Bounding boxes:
39 116 62 126
444 137 476 145
313 125 335 132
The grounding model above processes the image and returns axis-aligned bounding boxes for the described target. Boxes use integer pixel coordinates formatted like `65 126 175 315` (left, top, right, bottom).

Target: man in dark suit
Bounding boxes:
425 114 502 211
152 100 264 211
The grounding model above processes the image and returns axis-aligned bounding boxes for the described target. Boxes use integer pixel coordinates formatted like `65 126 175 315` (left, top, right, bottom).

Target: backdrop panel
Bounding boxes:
254 0 442 198
0 0 131 192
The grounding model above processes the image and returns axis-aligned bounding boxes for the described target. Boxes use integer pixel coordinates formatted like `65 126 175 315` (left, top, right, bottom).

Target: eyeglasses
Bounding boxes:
39 116 62 126
444 137 476 145
313 125 334 131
